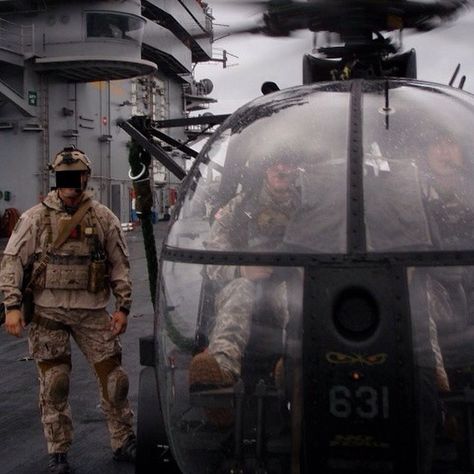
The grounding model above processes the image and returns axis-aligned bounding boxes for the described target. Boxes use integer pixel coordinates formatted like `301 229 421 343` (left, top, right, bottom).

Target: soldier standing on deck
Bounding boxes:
0 146 136 474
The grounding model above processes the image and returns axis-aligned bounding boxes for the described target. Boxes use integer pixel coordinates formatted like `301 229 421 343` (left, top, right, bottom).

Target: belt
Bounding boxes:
32 314 70 332
36 254 90 265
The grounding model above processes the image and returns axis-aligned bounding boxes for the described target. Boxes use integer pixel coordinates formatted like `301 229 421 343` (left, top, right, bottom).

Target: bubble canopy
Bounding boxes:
166 79 474 258
154 80 474 473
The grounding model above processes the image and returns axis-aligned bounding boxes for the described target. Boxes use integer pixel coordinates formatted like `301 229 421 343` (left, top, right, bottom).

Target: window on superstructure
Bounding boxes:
86 12 145 43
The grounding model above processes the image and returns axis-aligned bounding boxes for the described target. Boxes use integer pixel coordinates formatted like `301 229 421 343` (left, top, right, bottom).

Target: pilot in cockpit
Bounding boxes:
420 134 474 250
418 134 474 378
188 154 301 425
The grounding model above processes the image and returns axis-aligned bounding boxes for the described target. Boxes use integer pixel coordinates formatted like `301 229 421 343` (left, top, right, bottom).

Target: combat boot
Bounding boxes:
113 434 137 463
189 351 236 427
48 453 70 473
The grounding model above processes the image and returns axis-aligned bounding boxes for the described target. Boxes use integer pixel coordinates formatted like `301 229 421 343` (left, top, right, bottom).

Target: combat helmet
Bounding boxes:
51 145 91 172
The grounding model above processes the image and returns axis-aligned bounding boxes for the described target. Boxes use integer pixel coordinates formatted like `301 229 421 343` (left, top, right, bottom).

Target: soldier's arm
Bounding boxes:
0 213 37 310
103 209 132 315
205 196 242 282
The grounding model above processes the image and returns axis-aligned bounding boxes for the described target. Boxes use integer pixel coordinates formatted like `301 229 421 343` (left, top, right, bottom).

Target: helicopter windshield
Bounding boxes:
363 81 474 251
167 83 351 253
167 80 474 254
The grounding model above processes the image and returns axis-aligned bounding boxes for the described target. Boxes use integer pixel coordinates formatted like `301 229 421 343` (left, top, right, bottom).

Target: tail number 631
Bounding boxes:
329 385 389 419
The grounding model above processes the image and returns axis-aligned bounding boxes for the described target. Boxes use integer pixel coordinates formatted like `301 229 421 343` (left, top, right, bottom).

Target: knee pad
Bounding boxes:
38 359 71 404
94 355 129 404
107 367 129 405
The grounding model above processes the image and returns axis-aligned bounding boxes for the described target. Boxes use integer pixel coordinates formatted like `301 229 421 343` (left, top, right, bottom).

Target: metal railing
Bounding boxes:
0 18 34 55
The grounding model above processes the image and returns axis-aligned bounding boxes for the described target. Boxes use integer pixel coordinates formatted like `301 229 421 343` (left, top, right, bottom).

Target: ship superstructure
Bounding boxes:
0 0 215 224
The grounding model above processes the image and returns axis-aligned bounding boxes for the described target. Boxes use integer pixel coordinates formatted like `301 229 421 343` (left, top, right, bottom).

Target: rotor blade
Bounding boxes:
213 14 266 38
304 0 471 32
401 0 471 30
204 0 473 40
204 0 316 38
208 0 307 5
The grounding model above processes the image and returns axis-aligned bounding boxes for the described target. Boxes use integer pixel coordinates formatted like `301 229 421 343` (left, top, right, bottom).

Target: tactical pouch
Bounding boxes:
22 287 35 325
88 259 108 293
44 264 89 290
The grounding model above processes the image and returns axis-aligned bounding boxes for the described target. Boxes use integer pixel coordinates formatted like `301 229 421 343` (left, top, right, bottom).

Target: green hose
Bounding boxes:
128 140 157 307
128 140 193 352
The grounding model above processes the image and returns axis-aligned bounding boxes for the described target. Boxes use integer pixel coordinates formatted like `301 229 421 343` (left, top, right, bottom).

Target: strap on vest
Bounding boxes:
53 200 93 249
27 200 93 290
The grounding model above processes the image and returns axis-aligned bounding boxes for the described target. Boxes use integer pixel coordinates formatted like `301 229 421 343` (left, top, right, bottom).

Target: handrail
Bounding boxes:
0 18 34 55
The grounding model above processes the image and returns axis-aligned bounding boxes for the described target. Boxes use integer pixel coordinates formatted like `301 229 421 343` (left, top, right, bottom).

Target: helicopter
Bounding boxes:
130 1 474 473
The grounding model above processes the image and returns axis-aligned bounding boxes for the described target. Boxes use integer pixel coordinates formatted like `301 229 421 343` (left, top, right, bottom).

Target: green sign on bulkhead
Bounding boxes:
28 91 37 106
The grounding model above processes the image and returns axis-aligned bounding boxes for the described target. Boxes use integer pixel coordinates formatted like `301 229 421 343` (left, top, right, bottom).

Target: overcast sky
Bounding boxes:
194 3 474 116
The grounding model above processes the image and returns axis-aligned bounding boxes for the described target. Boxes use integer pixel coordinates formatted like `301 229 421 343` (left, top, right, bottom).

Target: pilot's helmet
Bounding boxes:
260 151 303 184
51 145 91 173
249 145 301 173
261 147 291 167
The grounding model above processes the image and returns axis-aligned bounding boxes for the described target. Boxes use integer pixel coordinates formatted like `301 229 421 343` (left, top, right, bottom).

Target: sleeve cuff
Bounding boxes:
119 306 130 316
6 304 21 311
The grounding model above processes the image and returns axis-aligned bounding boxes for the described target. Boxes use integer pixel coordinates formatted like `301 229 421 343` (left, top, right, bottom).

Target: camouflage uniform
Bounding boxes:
204 182 299 378
0 190 133 454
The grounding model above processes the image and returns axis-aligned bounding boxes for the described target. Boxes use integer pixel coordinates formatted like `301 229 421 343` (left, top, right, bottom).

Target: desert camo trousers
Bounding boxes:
208 277 290 377
28 306 134 454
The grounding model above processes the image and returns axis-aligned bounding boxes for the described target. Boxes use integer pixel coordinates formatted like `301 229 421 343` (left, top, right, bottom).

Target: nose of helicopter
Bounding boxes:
150 79 474 473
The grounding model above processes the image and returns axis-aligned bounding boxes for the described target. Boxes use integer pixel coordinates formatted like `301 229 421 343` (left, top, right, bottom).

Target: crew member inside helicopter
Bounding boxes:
417 133 474 384
359 133 470 471
414 133 474 471
420 133 474 251
188 153 301 425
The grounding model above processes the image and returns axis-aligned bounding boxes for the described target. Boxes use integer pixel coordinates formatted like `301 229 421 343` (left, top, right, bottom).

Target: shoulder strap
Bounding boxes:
52 200 92 250
89 205 106 236
25 200 93 289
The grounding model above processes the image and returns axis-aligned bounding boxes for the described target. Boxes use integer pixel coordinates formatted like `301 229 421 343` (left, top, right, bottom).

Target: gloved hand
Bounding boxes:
5 308 24 337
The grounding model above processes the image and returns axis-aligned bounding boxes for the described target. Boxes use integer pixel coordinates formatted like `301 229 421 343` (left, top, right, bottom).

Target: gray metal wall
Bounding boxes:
47 78 132 221
0 126 43 213
0 0 213 224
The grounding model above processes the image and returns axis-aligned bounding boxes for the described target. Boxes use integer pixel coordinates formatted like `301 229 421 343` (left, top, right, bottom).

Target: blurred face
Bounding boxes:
265 162 297 194
58 172 89 200
427 140 464 192
428 141 463 177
